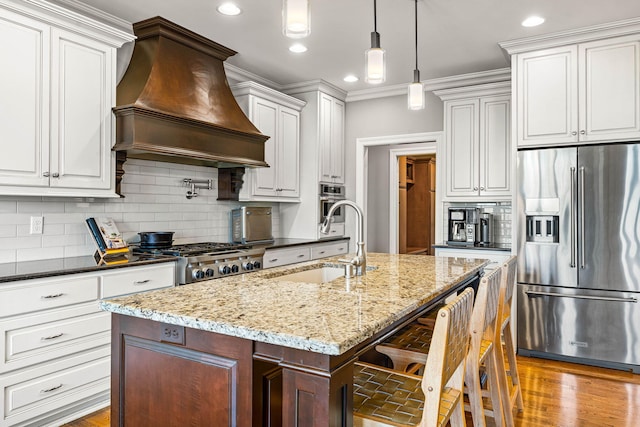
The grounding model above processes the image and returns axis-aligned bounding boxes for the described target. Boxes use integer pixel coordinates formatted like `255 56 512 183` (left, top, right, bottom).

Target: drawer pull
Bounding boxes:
318 251 326 255
41 384 63 394
133 279 151 285
297 254 306 258
270 258 278 262
41 332 64 341
41 293 64 299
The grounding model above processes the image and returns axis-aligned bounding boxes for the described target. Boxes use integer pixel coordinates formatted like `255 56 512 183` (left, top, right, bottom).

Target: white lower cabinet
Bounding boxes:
264 246 311 269
0 262 175 426
264 240 349 268
310 241 348 260
434 248 510 271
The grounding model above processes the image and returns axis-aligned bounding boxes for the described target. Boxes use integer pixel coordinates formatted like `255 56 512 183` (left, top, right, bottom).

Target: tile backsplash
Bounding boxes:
442 201 512 245
0 159 280 263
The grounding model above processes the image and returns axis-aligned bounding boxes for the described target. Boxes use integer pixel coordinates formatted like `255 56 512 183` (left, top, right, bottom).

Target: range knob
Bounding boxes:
219 265 231 275
253 261 261 269
231 264 239 274
192 269 205 280
243 262 254 271
204 268 215 278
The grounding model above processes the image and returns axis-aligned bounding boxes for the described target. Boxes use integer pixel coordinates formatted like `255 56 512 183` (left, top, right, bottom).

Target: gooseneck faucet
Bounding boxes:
320 199 366 276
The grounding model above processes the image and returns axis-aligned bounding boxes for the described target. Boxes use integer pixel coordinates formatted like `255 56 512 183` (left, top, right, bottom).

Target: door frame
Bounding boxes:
355 132 443 253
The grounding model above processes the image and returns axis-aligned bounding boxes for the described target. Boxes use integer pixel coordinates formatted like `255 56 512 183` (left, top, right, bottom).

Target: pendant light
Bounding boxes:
283 0 310 39
408 0 425 110
365 0 385 84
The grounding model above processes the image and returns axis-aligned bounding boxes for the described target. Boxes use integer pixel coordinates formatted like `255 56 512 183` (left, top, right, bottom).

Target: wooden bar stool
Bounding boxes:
487 256 523 423
375 268 506 427
353 287 474 427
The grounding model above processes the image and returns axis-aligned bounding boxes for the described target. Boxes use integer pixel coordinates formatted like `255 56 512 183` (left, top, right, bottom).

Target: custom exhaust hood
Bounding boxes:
113 17 269 197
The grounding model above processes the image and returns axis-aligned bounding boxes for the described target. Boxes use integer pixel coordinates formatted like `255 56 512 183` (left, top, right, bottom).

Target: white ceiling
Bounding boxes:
77 0 640 94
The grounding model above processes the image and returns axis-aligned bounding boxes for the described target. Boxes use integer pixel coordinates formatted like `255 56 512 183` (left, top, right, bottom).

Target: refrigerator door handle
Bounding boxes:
525 290 637 303
570 167 576 268
579 166 586 269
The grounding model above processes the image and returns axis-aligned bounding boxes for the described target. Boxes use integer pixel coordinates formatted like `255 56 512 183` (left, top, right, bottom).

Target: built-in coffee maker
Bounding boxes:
447 208 480 246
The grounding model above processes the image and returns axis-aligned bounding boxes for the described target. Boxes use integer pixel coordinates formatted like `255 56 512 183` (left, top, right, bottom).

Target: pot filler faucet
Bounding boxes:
320 199 367 276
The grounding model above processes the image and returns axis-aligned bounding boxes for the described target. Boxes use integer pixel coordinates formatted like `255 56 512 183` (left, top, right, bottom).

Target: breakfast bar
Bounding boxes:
101 253 487 426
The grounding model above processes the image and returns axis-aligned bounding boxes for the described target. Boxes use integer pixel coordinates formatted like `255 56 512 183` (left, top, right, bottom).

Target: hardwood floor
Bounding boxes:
63 355 640 427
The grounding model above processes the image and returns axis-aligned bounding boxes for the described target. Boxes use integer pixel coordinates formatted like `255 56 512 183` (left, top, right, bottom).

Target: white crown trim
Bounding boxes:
230 81 306 110
500 17 640 54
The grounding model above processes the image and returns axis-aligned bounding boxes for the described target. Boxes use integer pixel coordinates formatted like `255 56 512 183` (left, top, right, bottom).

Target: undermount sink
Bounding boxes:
274 266 345 284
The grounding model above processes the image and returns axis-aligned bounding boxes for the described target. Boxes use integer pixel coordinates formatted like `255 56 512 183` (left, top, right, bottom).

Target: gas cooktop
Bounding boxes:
134 242 265 285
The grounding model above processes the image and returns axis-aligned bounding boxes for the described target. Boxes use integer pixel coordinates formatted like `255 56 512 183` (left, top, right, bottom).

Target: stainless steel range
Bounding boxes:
134 242 265 285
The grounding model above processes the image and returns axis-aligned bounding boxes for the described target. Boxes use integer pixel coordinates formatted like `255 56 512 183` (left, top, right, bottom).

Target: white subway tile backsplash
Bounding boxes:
0 159 280 262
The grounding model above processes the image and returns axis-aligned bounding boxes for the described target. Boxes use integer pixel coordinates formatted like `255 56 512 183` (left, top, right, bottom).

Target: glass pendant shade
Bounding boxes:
283 0 310 38
365 31 385 84
408 80 425 110
365 47 385 84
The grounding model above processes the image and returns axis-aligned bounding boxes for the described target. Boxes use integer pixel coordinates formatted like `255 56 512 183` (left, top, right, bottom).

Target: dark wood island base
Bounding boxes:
109 272 480 427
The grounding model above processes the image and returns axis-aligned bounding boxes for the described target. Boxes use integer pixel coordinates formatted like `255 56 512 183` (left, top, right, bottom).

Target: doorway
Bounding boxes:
397 155 436 255
355 132 443 254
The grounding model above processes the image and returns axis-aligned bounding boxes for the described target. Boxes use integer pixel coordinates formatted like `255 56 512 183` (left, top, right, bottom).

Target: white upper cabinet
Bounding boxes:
503 22 640 147
233 82 305 202
0 0 133 197
437 83 511 200
319 93 345 184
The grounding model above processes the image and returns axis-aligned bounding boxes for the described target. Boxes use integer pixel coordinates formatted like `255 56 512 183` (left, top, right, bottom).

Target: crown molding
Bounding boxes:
434 81 511 101
1 0 135 46
500 17 640 54
280 79 348 101
224 63 283 90
345 68 511 102
230 81 306 110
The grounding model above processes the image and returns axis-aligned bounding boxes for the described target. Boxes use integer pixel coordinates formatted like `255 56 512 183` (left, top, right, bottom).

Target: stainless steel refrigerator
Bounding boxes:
517 143 640 373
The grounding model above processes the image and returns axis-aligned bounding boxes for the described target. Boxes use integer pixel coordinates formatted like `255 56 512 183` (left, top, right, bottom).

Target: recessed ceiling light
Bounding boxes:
522 15 545 27
217 2 241 16
343 75 359 83
289 43 307 53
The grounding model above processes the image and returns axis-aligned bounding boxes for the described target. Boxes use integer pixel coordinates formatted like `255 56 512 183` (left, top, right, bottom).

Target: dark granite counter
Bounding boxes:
0 254 178 284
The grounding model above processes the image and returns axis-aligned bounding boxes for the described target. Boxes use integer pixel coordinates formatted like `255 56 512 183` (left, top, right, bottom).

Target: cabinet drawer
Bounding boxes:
263 247 311 268
0 303 109 374
101 263 175 298
311 241 349 259
0 276 99 318
318 222 345 238
434 248 510 271
0 349 109 427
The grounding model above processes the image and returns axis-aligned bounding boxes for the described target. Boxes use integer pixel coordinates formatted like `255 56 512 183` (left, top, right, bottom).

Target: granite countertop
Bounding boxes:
0 254 178 284
432 242 511 252
100 253 487 356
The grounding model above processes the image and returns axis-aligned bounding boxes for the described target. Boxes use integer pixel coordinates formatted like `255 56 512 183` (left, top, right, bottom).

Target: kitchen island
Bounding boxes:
100 253 487 426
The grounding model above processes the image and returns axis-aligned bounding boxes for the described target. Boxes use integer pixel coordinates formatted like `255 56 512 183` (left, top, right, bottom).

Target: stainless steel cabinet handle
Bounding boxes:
43 171 50 177
41 293 64 299
579 166 586 269
473 186 478 191
269 258 278 262
571 131 578 136
52 172 59 178
41 332 64 341
580 130 586 135
570 167 576 268
41 384 63 394
133 279 150 285
297 254 305 258
318 251 325 255
480 186 485 191
525 290 637 303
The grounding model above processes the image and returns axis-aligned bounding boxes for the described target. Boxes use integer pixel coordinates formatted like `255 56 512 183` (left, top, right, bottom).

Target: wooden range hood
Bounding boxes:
113 17 268 197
